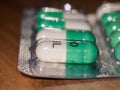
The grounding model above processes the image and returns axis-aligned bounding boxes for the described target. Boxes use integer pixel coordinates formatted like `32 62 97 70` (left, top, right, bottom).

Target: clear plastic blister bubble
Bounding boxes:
96 2 120 77
29 39 101 78
18 1 120 79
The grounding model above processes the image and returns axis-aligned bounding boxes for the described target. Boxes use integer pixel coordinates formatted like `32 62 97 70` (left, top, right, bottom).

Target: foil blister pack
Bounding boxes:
18 2 120 79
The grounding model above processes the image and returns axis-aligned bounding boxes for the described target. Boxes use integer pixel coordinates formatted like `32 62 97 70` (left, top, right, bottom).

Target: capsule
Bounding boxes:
114 42 120 61
101 11 120 26
36 29 96 43
105 21 120 37
35 40 99 64
36 19 91 31
96 2 120 20
36 7 86 20
109 31 120 48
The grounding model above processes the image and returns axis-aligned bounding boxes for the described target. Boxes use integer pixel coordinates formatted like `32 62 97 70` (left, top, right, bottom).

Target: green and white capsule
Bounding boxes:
114 42 120 61
36 19 91 31
35 40 99 64
96 2 120 20
36 7 86 20
36 29 96 43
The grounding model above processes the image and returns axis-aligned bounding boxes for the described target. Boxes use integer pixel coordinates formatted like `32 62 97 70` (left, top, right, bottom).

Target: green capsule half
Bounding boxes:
110 31 120 48
114 42 120 61
101 11 120 26
105 21 120 37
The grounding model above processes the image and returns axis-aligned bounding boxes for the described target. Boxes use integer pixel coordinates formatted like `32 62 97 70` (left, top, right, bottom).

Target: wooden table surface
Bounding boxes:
1 1 120 90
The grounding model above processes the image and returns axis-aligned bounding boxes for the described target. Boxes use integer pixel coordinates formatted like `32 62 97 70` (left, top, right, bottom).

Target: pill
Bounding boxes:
109 31 120 48
36 19 91 31
114 42 120 61
101 11 120 26
105 21 120 37
36 7 86 20
96 2 120 20
36 29 96 43
35 40 99 64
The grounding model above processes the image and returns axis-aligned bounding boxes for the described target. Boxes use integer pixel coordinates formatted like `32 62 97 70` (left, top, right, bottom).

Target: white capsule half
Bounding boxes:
63 11 87 20
65 20 91 30
36 41 66 63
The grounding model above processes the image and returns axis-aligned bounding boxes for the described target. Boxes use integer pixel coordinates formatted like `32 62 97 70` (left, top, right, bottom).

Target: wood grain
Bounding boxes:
1 1 120 90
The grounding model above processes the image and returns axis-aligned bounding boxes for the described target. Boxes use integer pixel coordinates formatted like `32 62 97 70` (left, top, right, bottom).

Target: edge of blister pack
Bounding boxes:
18 6 120 79
18 8 36 76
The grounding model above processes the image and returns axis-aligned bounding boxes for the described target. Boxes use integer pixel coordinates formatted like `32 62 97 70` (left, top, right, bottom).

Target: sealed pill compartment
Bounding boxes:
30 38 100 78
17 1 102 79
18 1 120 79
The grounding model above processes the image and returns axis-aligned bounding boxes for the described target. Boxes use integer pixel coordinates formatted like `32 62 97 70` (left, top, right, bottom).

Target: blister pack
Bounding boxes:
18 2 120 79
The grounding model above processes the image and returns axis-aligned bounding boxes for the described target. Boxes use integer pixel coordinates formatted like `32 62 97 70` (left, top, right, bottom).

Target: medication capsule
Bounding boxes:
35 40 99 64
36 7 86 20
105 21 120 37
109 31 120 48
96 2 120 20
36 29 96 43
36 19 91 31
114 42 120 61
101 11 120 26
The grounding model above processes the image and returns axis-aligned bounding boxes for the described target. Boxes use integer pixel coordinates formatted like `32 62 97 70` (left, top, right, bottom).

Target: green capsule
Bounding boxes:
114 42 120 61
110 31 120 48
105 21 120 37
36 7 63 20
101 11 120 26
